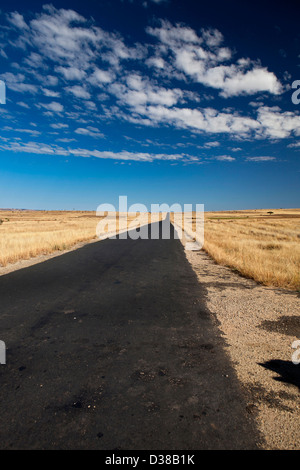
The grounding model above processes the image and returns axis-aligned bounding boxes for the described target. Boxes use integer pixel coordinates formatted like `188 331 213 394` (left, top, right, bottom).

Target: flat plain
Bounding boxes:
1 208 299 290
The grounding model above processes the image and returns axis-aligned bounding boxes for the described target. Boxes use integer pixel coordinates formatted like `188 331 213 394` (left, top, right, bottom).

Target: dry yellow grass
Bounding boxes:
0 210 98 266
1 208 299 290
202 209 300 291
170 208 300 290
0 210 155 267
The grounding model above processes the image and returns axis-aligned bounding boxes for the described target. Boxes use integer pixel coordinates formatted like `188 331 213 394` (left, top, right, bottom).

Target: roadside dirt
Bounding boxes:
186 249 300 450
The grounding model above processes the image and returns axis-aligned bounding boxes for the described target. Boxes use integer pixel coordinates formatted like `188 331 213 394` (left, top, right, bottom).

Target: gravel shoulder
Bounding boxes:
186 249 300 450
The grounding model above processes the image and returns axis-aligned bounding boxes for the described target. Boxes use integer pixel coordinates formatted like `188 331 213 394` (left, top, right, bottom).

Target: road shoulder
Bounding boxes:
186 249 300 450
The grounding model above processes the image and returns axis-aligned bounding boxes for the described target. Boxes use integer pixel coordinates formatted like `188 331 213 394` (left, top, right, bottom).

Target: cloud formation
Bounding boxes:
0 5 299 164
0 140 200 163
146 20 282 97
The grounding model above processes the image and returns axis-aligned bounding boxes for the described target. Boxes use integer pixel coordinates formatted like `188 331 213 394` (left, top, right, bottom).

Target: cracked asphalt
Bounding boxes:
0 220 261 449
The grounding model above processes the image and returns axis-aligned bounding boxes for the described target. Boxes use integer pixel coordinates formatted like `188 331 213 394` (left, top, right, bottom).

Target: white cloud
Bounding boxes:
88 68 115 85
56 138 77 143
39 101 64 112
214 155 235 161
69 149 186 161
55 66 87 81
65 85 91 99
74 126 104 138
0 141 70 156
287 141 300 148
110 74 183 108
0 140 201 163
42 88 60 98
50 123 69 129
2 126 41 137
245 156 276 162
121 103 260 137
147 20 202 47
219 67 282 98
147 20 282 98
7 12 29 30
0 47 8 59
256 106 300 139
145 56 165 69
16 101 30 109
25 4 144 73
201 28 224 47
174 52 281 97
249 101 265 108
0 72 38 94
43 75 59 87
23 52 46 69
85 101 97 110
111 92 300 141
203 141 220 148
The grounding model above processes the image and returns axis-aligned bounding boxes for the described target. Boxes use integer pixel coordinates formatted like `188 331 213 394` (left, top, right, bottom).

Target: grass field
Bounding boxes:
202 209 300 291
0 210 98 266
170 208 300 290
0 208 299 290
0 210 156 267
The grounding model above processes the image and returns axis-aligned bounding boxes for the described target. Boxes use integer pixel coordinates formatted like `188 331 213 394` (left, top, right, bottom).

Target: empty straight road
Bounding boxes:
0 219 261 449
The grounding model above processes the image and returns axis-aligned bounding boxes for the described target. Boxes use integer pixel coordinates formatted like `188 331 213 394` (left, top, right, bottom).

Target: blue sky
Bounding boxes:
0 0 299 210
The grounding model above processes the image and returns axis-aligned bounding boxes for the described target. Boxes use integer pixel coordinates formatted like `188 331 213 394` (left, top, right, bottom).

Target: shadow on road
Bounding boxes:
0 220 261 449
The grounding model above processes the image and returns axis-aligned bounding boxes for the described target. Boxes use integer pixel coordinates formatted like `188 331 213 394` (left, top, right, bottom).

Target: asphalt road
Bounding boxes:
0 219 260 449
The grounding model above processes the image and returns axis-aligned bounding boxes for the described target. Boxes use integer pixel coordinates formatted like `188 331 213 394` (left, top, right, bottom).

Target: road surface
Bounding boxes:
0 219 260 449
